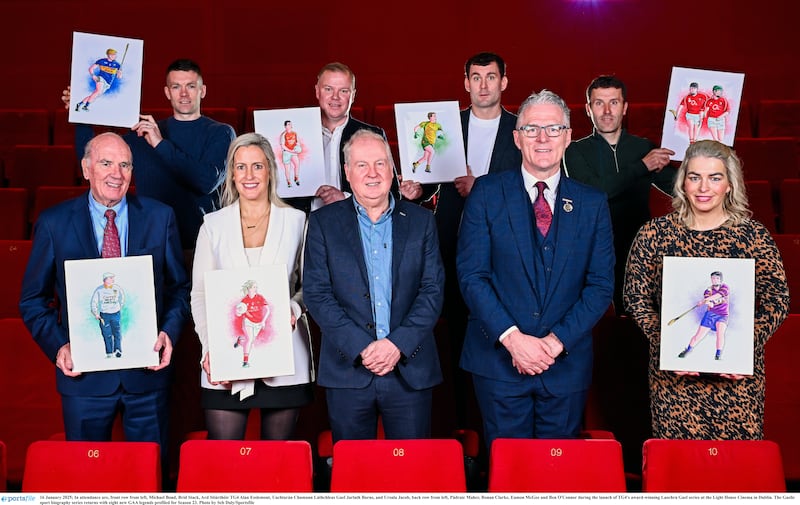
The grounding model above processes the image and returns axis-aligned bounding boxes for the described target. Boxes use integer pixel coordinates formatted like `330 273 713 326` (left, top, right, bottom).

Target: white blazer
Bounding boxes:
191 200 313 398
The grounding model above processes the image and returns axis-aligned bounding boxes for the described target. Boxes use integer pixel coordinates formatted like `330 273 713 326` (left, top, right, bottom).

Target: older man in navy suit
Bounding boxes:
457 90 614 447
19 132 189 458
304 129 444 443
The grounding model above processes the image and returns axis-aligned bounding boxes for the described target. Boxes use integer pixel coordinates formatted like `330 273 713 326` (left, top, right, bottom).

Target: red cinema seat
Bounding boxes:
642 438 785 492
757 100 800 138
203 107 241 134
349 105 366 122
0 440 6 491
0 109 49 149
6 145 79 191
735 137 799 191
568 102 593 141
330 439 466 492
22 441 160 492
176 439 313 492
0 318 64 486
779 179 800 234
0 240 33 318
649 184 673 218
31 186 87 225
735 100 754 138
772 234 800 314
626 102 667 145
765 314 800 481
372 104 398 144
0 188 29 240
745 179 777 232
488 438 626 492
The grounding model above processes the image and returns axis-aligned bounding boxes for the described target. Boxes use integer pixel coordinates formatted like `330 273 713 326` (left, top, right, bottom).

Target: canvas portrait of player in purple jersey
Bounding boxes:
75 47 125 112
677 271 730 361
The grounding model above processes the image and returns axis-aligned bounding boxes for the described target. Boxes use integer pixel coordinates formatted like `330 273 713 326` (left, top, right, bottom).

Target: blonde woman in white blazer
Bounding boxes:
191 133 313 440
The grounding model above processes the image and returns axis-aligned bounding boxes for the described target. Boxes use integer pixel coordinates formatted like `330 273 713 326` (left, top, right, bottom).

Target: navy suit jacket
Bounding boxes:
434 107 521 262
303 198 445 390
19 192 190 397
457 169 614 394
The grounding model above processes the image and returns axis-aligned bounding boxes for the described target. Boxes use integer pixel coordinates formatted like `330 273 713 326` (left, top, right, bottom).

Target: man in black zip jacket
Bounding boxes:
563 75 676 315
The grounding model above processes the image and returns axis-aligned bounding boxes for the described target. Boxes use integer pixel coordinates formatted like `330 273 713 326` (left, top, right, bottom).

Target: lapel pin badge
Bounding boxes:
562 198 574 213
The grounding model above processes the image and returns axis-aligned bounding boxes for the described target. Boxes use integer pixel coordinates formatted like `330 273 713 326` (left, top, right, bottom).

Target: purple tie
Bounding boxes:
101 209 121 258
533 181 552 236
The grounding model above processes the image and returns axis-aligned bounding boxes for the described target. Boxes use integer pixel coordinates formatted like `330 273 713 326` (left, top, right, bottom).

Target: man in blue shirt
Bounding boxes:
304 130 445 443
19 132 189 472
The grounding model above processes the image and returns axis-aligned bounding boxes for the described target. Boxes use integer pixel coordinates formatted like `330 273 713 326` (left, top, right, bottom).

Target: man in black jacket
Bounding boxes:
563 75 676 314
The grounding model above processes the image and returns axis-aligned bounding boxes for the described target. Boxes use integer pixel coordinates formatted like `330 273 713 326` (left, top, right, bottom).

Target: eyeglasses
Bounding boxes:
517 124 570 138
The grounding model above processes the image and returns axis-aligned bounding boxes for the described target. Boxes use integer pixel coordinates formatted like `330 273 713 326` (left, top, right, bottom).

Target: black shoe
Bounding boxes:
75 103 82 111
115 350 122 358
82 105 89 111
678 349 689 358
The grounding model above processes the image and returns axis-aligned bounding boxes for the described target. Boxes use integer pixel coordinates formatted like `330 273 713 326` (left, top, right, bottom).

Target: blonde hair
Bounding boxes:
241 279 258 294
219 133 289 209
672 140 751 226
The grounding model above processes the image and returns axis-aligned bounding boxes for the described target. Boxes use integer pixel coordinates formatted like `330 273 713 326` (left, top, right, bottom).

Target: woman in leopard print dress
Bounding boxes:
624 140 789 439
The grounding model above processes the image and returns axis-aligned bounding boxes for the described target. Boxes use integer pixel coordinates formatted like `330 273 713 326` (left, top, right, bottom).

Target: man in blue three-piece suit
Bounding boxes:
457 90 614 448
19 133 190 459
304 129 444 444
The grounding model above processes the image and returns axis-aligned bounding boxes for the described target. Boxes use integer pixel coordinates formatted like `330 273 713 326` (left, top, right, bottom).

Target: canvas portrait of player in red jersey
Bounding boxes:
279 120 305 188
661 67 745 161
204 265 296 383
705 85 730 142
671 82 708 144
232 280 275 368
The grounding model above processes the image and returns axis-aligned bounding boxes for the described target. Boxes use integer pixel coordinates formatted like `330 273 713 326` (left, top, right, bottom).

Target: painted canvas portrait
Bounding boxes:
204 265 295 382
660 256 755 375
253 107 325 199
64 255 159 372
69 31 144 128
661 67 745 160
394 101 466 184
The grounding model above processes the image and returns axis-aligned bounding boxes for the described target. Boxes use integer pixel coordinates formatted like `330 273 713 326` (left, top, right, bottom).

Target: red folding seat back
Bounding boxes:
22 440 161 492
745 179 777 232
626 102 667 145
330 439 466 492
0 188 29 240
176 439 313 492
31 186 87 224
0 440 6 491
203 107 241 134
642 438 785 492
488 438 626 492
757 100 800 138
0 318 64 486
0 240 33 318
765 314 800 480
372 105 398 144
7 145 78 191
779 179 800 233
773 234 800 313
